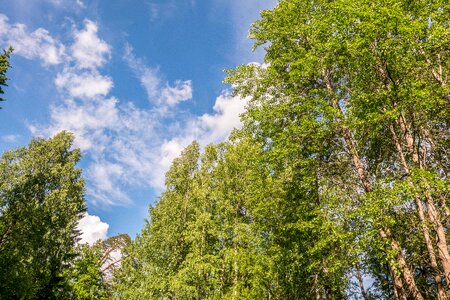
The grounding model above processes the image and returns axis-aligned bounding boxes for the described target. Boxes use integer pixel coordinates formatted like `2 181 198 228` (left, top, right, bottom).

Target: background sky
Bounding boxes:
0 0 276 243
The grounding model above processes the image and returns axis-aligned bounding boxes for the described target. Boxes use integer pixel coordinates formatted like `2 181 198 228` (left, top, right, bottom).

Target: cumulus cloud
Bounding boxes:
77 213 109 245
55 68 113 99
0 14 66 65
71 20 110 69
198 93 248 143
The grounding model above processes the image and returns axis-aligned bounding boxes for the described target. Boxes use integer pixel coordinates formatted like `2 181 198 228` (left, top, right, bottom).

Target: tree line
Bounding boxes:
1 0 449 299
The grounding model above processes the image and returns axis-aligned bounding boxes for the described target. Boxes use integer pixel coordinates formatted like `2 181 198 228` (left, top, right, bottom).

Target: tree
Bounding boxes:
0 47 13 105
113 134 351 299
113 142 201 299
226 0 449 298
0 131 86 299
64 243 110 300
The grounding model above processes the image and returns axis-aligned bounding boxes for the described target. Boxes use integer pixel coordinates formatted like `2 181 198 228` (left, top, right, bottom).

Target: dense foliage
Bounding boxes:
0 132 86 299
114 0 450 299
1 0 449 299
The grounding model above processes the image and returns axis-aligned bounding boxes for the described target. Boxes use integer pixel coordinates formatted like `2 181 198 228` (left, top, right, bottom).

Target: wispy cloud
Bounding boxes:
47 0 85 8
147 1 193 23
1 134 21 143
123 44 193 108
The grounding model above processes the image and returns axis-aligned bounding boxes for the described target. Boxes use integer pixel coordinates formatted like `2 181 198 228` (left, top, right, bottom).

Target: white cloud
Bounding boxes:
36 97 119 151
124 45 193 107
140 69 161 99
198 93 248 143
148 93 248 190
13 17 246 206
48 0 85 8
47 0 63 5
55 68 113 99
149 3 160 22
0 14 66 66
149 139 184 190
77 213 109 245
161 80 193 106
87 161 130 205
71 20 110 69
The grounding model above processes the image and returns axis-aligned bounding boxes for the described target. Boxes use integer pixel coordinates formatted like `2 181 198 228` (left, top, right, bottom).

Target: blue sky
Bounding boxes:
0 0 276 243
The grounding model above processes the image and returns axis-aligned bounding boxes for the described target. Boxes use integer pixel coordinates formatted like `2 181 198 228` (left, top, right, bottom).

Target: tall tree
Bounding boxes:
226 0 449 298
113 142 201 299
0 131 86 299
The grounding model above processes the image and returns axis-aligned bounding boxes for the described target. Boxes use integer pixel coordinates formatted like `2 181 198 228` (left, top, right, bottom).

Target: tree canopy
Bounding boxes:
0 132 86 299
115 0 450 299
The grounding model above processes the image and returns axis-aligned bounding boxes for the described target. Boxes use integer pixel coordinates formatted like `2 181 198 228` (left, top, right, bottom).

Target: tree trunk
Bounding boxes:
323 71 424 299
314 274 321 300
415 196 447 299
389 123 447 298
390 265 407 300
397 114 450 284
380 228 424 300
425 191 450 285
356 263 369 300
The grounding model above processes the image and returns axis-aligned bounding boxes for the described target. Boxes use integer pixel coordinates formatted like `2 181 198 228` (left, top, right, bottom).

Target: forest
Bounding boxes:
0 0 449 299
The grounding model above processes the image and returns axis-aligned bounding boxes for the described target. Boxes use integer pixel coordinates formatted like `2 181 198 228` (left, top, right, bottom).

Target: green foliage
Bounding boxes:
225 0 450 298
0 47 13 104
64 243 110 300
0 131 86 299
115 0 449 298
113 136 351 299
